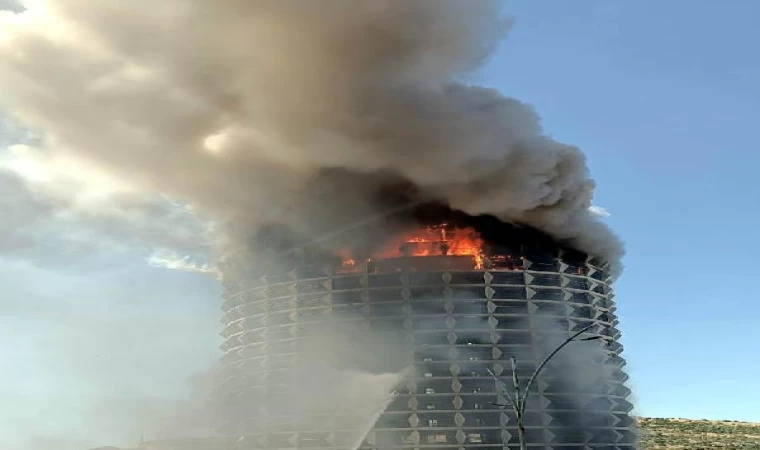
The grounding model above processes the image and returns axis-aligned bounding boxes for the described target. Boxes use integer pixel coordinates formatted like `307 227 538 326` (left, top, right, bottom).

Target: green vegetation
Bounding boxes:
639 417 760 449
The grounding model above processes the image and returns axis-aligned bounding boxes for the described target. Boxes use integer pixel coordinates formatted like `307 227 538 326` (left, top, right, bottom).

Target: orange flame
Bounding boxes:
339 224 485 270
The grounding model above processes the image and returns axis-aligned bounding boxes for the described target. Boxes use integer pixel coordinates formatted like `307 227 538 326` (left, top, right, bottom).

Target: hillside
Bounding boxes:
88 418 760 450
639 417 760 449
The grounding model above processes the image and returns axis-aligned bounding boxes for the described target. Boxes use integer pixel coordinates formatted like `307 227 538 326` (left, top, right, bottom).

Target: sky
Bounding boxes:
485 0 760 422
1 1 759 449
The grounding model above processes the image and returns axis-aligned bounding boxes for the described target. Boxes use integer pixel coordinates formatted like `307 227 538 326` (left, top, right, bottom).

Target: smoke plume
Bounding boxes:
0 0 622 273
0 2 627 448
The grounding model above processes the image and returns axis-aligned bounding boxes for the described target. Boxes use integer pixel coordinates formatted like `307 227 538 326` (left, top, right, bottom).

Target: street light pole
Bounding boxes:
489 323 602 450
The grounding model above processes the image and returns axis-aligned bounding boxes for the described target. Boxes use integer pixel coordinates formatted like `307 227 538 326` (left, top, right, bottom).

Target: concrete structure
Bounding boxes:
217 224 637 449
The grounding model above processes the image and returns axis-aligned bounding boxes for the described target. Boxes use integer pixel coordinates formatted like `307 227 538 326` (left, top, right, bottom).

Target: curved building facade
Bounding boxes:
217 238 636 449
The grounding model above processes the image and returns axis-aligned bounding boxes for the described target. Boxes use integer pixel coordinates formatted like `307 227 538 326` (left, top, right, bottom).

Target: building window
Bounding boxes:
428 434 447 444
468 434 484 443
428 419 438 427
425 388 435 395
424 372 433 378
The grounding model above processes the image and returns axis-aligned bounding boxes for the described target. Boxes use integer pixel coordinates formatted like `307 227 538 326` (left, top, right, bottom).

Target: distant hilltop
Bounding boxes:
638 417 760 449
89 419 760 450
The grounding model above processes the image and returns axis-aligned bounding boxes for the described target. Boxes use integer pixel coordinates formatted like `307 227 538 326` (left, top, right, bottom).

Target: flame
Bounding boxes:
335 248 359 274
488 254 522 271
339 224 485 270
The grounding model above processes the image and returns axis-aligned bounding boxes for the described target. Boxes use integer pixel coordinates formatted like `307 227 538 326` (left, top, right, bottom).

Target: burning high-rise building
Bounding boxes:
0 2 638 449
216 205 636 449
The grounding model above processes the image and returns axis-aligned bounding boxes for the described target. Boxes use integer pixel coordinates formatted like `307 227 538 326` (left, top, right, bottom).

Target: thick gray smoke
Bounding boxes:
0 2 626 448
0 0 622 273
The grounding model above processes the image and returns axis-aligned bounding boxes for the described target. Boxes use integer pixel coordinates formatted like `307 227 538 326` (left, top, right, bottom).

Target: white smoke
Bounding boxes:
589 205 612 218
0 0 623 273
147 251 218 276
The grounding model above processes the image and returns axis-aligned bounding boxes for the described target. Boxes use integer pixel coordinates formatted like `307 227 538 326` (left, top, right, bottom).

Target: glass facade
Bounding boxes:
218 250 636 449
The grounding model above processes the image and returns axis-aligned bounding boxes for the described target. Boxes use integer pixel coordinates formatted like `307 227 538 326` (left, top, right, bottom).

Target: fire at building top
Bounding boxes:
221 203 607 286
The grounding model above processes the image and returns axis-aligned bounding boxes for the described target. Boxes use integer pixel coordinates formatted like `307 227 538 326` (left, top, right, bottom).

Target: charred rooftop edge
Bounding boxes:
234 202 605 278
